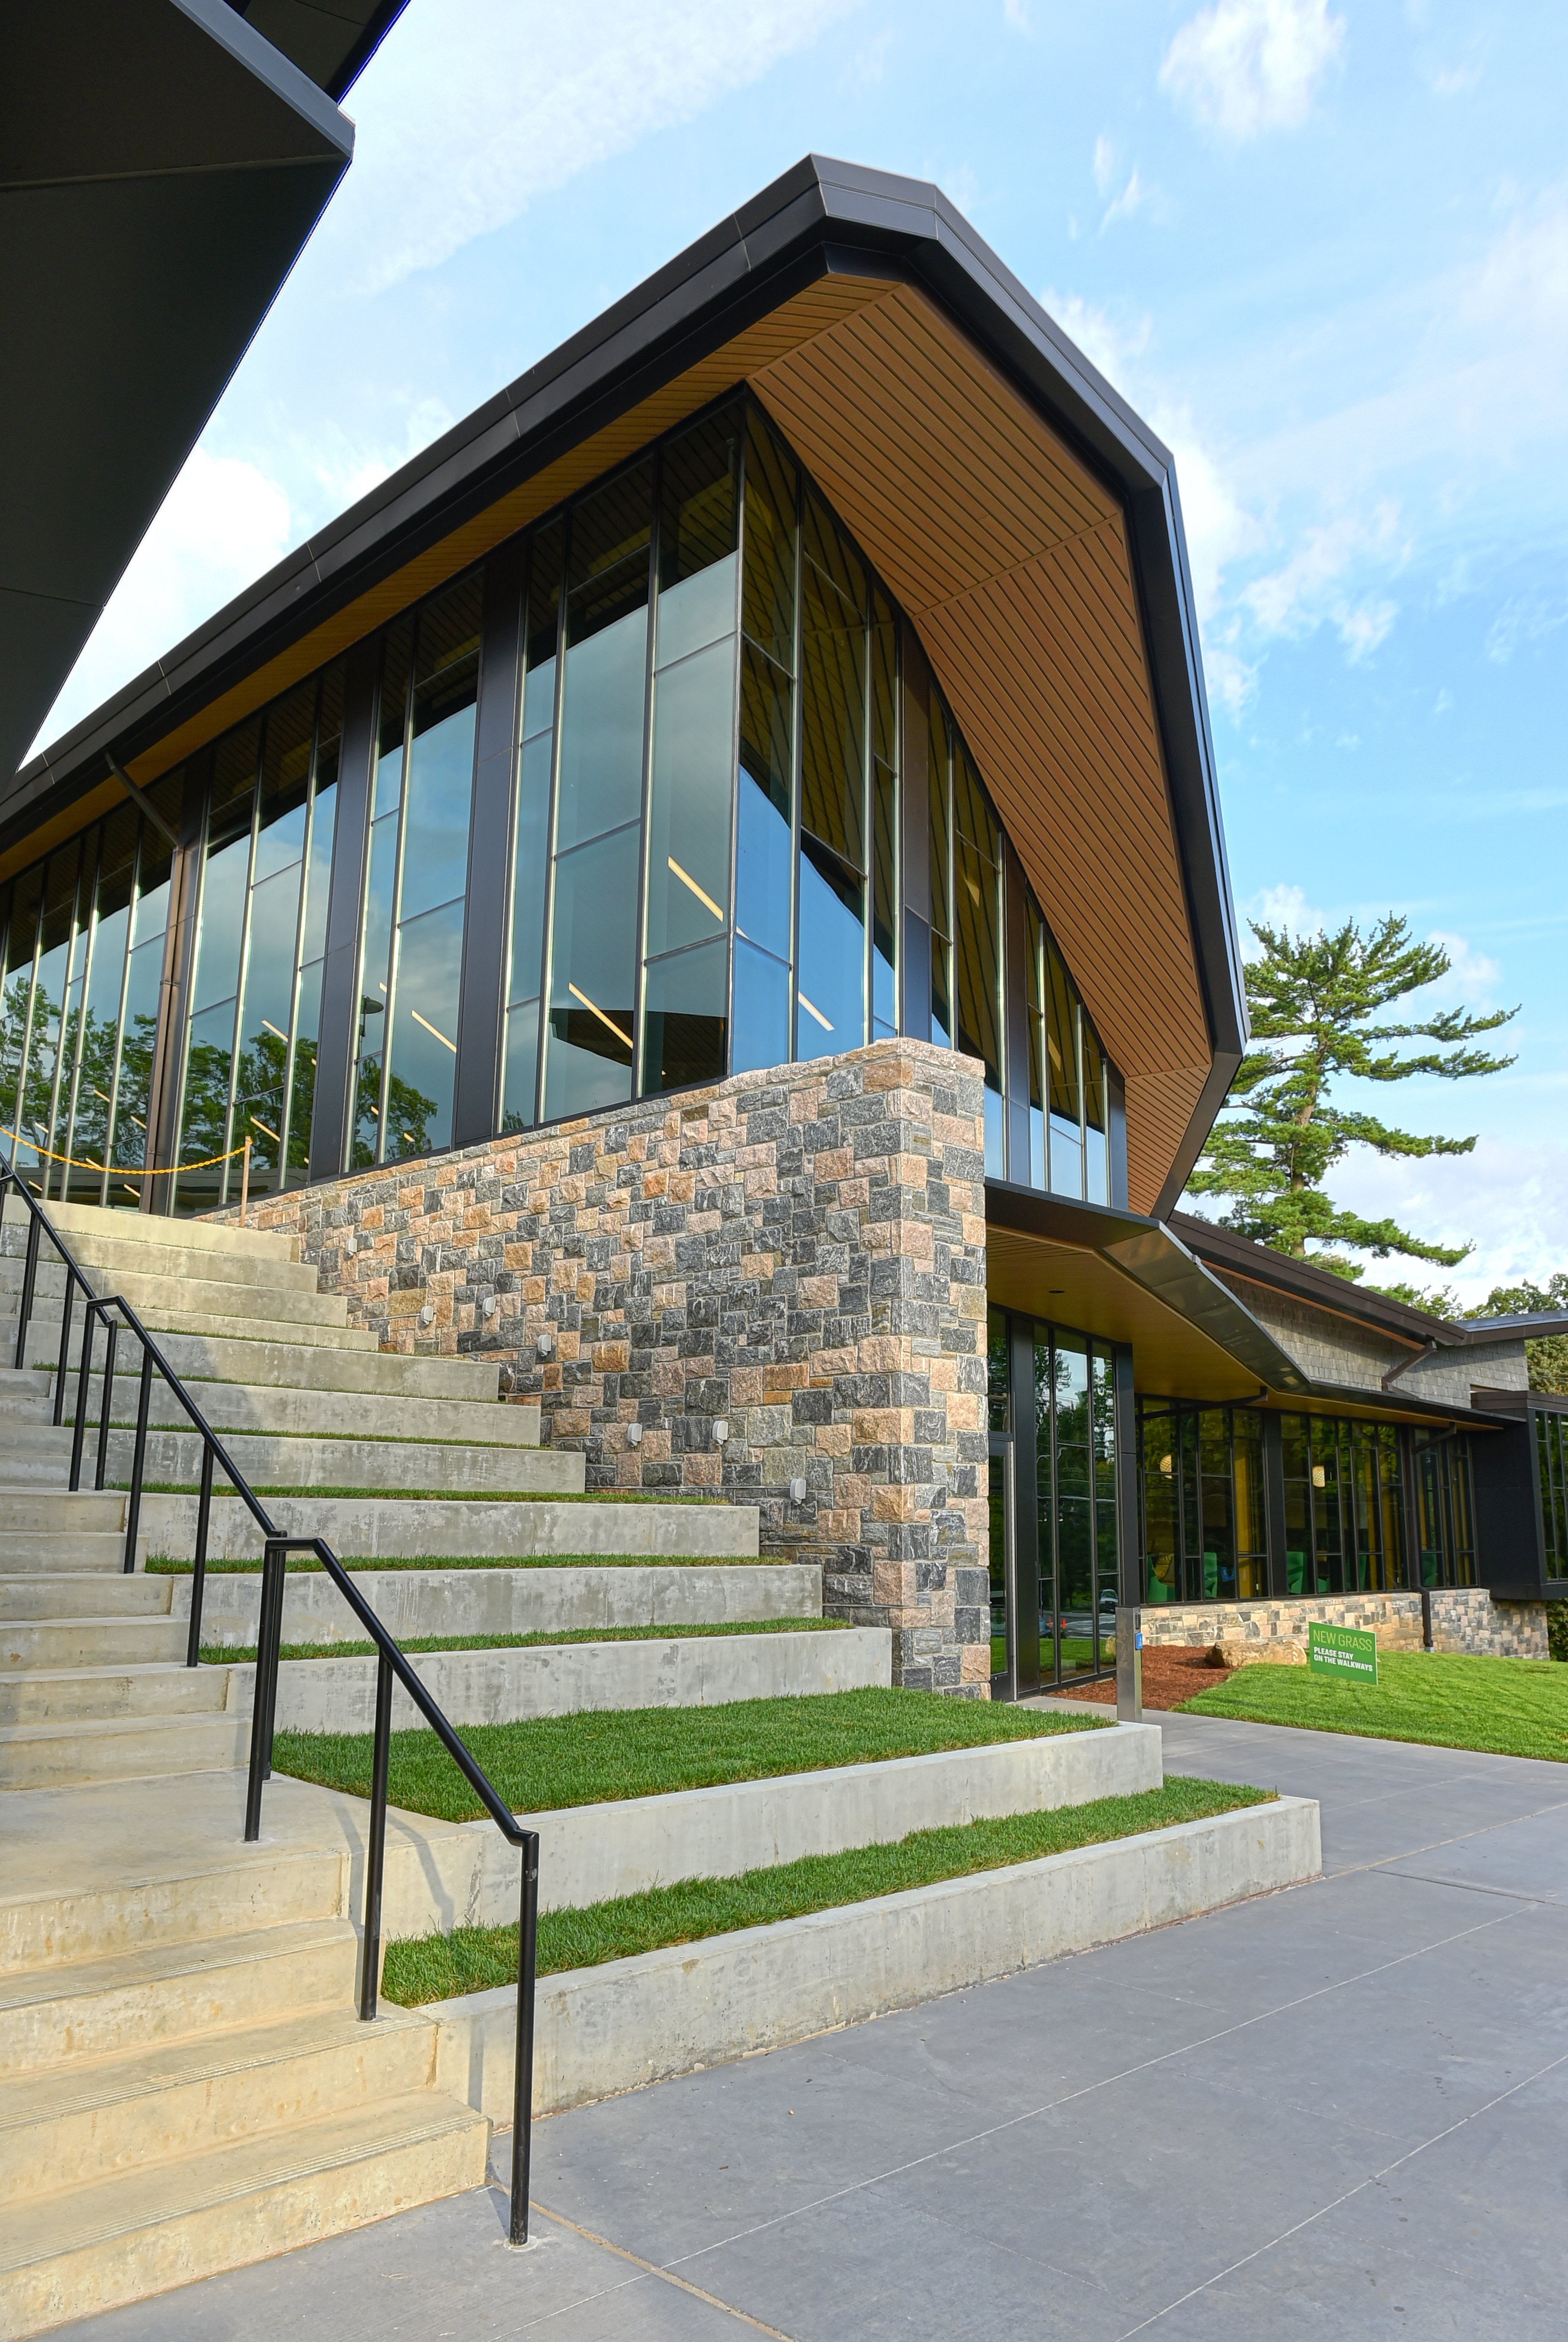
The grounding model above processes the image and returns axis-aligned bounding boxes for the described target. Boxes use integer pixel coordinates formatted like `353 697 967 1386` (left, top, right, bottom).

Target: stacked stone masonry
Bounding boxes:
215 1040 993 1695
1139 1588 1547 1661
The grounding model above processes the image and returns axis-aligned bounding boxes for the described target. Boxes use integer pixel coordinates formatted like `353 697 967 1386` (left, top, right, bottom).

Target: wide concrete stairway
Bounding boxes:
0 1198 782 2333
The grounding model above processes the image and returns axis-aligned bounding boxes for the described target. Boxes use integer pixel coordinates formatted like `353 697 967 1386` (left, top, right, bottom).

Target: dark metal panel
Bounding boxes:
1106 1064 1129 1210
453 544 524 1148
308 637 377 1183
1113 1344 1139 1610
1008 1314 1040 1697
1471 1415 1545 1599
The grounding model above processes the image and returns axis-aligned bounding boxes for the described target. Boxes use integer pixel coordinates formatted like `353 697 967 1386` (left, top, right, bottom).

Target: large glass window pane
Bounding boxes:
1046 941 1083 1197
398 577 480 922
502 524 562 1135
384 899 463 1159
742 409 797 670
872 760 897 1041
797 838 863 1059
29 846 83 1182
736 643 793 966
929 698 953 1048
556 466 651 851
233 864 302 1188
1143 1409 1178 1604
642 940 727 1094
643 636 734 961
953 751 1003 1175
1026 902 1046 1187
1084 1043 1109 1204
299 774 337 969
0 865 42 1147
287 961 323 1186
189 835 250 1016
501 998 539 1134
731 938 790 1077
351 810 396 1165
253 683 314 883
178 998 236 1206
799 490 864 875
374 619 412 819
66 809 136 1202
544 824 638 1120
1234 1408 1267 1597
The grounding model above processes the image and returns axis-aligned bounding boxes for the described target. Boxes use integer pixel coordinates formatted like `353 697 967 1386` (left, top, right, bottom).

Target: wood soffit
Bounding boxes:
24 269 1210 1212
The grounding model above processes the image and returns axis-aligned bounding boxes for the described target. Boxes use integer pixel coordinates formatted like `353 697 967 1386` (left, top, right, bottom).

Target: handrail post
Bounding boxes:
69 1303 96 1491
14 1208 39 1372
360 1651 394 2021
509 1831 540 2248
122 1345 154 1573
187 1444 215 1668
52 1276 74 1426
245 1537 287 1840
94 1319 118 1490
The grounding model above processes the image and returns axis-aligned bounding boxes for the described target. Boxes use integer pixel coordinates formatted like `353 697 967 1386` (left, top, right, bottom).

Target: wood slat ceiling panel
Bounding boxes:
747 285 1212 1214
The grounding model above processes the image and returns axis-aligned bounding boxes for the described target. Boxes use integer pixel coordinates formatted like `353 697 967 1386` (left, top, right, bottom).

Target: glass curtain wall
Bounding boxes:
0 774 181 1209
175 666 344 1210
1139 1403 1269 1604
1411 1428 1476 1589
988 1304 1120 1688
1282 1413 1409 1594
352 578 479 1166
1536 1409 1568 1578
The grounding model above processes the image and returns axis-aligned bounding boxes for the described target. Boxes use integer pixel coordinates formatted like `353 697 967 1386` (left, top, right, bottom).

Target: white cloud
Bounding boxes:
1092 135 1117 197
1242 880 1327 946
1003 0 1030 28
1161 0 1346 139
1330 1128 1568 1305
31 450 294 755
1242 502 1407 660
327 0 865 295
1101 168 1158 230
1484 593 1568 664
1421 929 1506 1012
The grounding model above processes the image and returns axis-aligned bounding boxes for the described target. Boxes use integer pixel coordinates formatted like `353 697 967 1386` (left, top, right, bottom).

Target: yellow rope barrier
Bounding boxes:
0 1129 252 1177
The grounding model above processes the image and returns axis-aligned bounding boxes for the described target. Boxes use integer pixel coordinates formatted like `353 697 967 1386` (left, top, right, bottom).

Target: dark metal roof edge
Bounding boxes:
174 0 355 156
1167 1210 1490 1349
322 0 411 102
8 155 1243 1158
1463 1312 1568 1339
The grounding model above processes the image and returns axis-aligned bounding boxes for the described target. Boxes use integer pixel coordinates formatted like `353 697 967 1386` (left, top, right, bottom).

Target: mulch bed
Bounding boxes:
1056 1647 1235 1712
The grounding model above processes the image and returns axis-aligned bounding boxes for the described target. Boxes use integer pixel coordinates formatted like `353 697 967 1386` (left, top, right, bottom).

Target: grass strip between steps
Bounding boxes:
381 1776 1273 2003
147 1550 769 1575
272 1686 1106 1820
1181 1647 1568 1761
202 1618 853 1664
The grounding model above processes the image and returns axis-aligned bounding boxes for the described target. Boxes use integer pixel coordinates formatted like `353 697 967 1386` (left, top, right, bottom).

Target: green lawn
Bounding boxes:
201 1617 850 1665
1182 1648 1568 1762
272 1686 1104 1822
381 1775 1271 2003
148 1550 766 1575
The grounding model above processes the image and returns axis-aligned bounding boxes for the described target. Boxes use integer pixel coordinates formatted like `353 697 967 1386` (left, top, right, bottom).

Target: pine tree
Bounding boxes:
1186 914 1516 1277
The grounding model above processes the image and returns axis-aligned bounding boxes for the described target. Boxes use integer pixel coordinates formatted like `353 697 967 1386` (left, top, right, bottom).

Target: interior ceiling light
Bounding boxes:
411 1009 456 1052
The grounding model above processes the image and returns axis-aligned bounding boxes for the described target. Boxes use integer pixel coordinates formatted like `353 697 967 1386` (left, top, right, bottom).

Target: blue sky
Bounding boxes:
39 0 1567 1300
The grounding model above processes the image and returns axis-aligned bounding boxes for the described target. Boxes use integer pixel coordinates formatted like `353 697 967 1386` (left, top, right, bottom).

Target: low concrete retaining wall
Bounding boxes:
377 1722 1160 1931
1138 1587 1547 1661
224 1626 892 1730
176 1561 818 1647
428 1793 1321 2118
141 1491 759 1563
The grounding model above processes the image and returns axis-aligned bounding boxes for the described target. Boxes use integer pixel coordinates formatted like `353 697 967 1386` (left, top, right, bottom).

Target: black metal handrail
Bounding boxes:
0 1158 541 2245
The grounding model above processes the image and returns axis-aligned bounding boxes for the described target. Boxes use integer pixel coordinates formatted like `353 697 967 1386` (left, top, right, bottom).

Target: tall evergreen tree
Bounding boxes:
1186 913 1516 1278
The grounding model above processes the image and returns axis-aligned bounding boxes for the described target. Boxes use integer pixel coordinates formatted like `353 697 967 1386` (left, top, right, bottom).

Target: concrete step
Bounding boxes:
0 2087 487 2334
0 1575 171 1619
0 1491 128 1533
0 1840 344 1977
187 1559 818 1646
0 1533 136 1573
0 1617 189 1671
0 1711 252 1790
0 1662 230 1726
0 1917 357 2076
50 1335 503 1402
141 1487 760 1564
73 1379 540 1447
0 2002 440 2205
3 1195 299 1262
99 1426 582 1497
0 1239 322 1300
3 1293 373 1354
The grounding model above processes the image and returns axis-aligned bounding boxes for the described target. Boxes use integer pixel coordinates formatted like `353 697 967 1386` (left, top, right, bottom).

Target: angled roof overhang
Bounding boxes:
986 1185 1518 1430
6 156 1245 1219
0 0 355 787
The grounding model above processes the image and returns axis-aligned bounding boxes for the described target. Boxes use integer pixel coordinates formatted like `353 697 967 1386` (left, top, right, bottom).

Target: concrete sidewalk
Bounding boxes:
51 1713 1568 2340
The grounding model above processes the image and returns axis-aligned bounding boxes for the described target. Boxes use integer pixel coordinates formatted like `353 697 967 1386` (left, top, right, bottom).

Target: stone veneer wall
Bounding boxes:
213 1039 993 1695
1139 1588 1547 1661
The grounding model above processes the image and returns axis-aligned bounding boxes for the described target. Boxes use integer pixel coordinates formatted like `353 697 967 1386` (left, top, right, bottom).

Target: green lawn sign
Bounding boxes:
1307 1622 1378 1685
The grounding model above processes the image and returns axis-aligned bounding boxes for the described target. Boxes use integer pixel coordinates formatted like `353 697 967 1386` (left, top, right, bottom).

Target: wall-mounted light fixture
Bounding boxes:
482 1294 498 1319
712 1418 730 1446
536 1332 552 1358
626 1422 643 1447
418 1302 434 1327
789 1477 807 1503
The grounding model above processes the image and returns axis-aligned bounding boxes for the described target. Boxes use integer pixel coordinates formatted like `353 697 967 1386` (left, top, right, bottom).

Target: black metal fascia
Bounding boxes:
7 155 1246 1172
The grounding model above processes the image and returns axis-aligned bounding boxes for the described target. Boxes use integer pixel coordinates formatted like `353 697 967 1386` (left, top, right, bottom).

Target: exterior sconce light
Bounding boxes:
536 1332 552 1358
482 1294 498 1319
626 1422 643 1447
712 1418 730 1446
789 1477 807 1503
418 1303 434 1327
